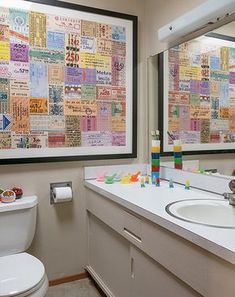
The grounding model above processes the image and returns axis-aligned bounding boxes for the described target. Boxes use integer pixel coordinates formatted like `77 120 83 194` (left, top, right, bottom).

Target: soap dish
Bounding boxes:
1 190 16 203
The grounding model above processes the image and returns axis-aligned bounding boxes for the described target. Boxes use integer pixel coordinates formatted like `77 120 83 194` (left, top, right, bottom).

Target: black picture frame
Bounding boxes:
0 0 137 164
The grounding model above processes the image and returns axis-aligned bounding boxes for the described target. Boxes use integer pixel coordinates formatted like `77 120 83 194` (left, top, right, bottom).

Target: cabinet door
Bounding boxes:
88 213 131 297
130 246 201 297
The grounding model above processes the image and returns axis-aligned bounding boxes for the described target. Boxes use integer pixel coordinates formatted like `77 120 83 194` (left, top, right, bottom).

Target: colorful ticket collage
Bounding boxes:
168 39 235 145
0 6 127 150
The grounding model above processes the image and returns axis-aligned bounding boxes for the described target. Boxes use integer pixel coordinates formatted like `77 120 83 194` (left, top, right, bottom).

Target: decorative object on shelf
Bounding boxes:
156 177 161 187
145 175 150 184
130 171 140 182
105 174 116 184
151 130 160 184
185 180 190 190
169 179 174 188
0 0 138 164
1 190 16 203
140 176 145 188
173 140 183 170
11 187 23 199
96 172 107 182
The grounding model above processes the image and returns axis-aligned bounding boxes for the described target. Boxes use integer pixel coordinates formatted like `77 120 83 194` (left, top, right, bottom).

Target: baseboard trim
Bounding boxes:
86 265 115 297
49 271 88 286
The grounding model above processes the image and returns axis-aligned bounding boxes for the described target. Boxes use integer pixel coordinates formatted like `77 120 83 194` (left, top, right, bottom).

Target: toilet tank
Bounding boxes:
0 196 38 257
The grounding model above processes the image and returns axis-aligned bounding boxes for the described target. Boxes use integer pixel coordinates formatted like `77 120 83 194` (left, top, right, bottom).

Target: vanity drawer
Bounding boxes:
123 210 142 243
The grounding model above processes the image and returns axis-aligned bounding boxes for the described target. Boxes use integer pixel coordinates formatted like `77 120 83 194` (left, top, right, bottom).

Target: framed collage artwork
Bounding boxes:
158 34 235 155
0 0 137 163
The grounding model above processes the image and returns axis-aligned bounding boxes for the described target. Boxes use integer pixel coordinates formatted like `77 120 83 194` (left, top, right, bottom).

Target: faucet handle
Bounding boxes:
229 180 235 193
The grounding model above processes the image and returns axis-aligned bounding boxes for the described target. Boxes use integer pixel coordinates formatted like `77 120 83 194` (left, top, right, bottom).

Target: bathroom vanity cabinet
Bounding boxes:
85 181 235 297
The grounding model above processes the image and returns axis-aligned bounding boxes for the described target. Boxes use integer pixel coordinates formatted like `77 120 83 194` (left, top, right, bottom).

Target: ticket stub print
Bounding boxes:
179 52 190 66
30 98 48 114
229 48 235 71
190 53 201 67
48 64 64 84
29 12 46 48
211 119 229 131
111 41 126 58
81 85 96 100
0 41 10 60
10 80 29 97
220 107 229 119
168 91 180 104
49 85 63 103
81 131 112 147
179 119 190 131
168 118 180 132
64 99 80 116
30 115 65 132
0 61 11 78
81 115 97 132
9 61 29 79
211 110 219 120
11 96 29 133
64 85 81 99
190 80 200 93
96 102 112 131
65 33 80 67
112 56 125 86
210 132 220 143
49 103 64 116
96 24 112 40
64 67 82 85
179 80 190 92
0 132 11 149
48 132 65 147
179 66 201 80
179 105 190 119
229 72 235 84
168 63 179 91
96 70 111 85
81 20 96 37
0 25 9 41
112 101 126 117
47 15 81 33
79 100 97 116
112 116 125 132
211 70 228 81
97 86 112 100
30 63 48 98
47 31 65 50
220 81 229 106
10 43 29 62
200 95 210 106
220 47 229 71
179 131 200 144
112 26 126 41
168 104 179 118
200 119 210 143
0 8 9 26
0 101 9 114
81 68 97 85
111 87 125 101
11 132 48 149
211 97 219 110
112 132 125 146
168 48 179 64
97 39 112 56
0 114 11 131
190 106 210 119
30 48 64 64
65 115 81 147
210 55 220 71
190 119 201 131
80 52 111 71
80 36 96 53
210 81 220 96
0 78 9 113
9 9 29 44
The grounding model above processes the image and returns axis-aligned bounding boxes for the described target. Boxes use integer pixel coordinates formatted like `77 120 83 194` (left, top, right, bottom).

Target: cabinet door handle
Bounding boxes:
131 257 135 279
123 228 142 243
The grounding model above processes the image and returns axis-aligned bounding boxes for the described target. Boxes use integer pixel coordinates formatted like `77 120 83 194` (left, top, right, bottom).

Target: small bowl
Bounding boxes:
1 190 16 203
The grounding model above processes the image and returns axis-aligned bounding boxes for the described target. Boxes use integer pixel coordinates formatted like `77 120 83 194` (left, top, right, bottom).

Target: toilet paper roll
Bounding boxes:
53 187 72 203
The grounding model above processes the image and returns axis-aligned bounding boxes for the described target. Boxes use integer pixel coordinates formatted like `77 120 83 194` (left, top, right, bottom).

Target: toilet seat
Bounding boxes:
0 253 46 297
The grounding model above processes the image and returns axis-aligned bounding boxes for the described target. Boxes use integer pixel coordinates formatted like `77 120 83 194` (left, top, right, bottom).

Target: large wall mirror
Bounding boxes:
148 15 235 177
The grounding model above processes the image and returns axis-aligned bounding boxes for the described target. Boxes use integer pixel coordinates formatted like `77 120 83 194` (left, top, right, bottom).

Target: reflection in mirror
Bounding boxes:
148 21 235 177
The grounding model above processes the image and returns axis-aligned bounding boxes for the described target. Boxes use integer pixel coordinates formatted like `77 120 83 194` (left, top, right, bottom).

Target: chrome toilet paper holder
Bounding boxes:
50 181 72 204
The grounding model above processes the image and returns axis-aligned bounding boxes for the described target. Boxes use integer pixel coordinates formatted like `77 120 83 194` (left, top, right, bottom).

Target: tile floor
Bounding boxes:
46 278 103 297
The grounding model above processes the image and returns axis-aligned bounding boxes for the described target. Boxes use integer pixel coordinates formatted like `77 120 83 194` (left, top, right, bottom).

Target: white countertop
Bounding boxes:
85 179 235 265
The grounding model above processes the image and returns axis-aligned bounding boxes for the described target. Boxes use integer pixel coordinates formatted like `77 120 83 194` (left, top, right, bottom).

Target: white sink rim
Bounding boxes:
165 199 235 229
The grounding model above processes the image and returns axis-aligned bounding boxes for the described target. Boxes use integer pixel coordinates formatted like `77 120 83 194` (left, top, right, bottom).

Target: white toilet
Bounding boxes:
0 196 48 296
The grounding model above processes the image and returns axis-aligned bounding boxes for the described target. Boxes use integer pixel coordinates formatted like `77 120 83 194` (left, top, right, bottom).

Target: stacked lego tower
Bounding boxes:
151 131 160 185
173 140 183 170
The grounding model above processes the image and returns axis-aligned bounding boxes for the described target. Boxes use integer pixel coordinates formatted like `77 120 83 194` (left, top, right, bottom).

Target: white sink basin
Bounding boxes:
166 199 235 228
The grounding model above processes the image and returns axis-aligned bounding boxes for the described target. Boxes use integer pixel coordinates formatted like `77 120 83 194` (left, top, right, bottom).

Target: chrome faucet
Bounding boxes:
223 180 235 206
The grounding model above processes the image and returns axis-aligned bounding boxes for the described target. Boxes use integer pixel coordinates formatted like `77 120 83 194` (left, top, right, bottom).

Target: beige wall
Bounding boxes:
3 0 235 281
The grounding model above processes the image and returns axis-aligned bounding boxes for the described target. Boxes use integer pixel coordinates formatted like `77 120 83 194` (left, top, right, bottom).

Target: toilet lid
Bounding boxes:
0 253 45 297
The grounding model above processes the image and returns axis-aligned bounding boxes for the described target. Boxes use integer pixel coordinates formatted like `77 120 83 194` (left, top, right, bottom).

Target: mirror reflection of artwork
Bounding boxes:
159 23 235 154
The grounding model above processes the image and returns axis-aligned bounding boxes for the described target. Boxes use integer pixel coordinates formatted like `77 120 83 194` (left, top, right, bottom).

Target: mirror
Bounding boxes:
148 19 235 177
